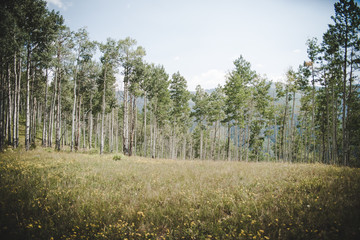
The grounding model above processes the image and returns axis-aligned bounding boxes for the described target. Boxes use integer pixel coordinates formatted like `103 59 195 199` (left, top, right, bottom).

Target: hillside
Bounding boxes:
116 82 302 113
0 148 359 239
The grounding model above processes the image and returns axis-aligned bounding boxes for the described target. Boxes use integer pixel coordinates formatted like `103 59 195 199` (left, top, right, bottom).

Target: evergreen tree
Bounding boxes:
169 72 190 159
224 55 256 161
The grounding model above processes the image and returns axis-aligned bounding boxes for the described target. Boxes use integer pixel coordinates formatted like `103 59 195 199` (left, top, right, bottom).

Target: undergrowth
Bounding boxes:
0 148 359 239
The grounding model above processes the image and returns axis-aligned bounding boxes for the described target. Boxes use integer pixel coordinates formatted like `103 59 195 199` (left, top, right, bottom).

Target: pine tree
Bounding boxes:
224 55 256 161
169 72 190 159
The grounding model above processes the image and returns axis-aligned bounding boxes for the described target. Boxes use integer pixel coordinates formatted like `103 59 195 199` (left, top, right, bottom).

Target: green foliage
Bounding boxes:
113 154 126 161
147 65 171 126
1 0 359 163
224 55 255 124
88 149 99 154
170 71 191 128
191 85 209 126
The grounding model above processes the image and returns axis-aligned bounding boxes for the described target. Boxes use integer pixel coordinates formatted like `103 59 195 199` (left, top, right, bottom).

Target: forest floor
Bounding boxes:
0 147 359 240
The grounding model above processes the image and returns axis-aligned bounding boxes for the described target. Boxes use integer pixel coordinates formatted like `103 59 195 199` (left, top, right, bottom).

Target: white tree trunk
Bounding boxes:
123 80 129 155
25 49 31 150
89 93 93 149
55 68 62 151
12 54 17 148
71 69 77 151
143 94 147 157
100 67 106 154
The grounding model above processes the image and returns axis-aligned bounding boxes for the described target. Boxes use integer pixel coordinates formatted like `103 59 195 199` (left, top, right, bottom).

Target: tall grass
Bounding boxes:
0 148 359 239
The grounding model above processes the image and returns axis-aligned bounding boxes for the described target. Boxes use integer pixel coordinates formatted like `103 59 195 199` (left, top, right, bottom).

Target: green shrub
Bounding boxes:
113 154 125 161
88 149 99 154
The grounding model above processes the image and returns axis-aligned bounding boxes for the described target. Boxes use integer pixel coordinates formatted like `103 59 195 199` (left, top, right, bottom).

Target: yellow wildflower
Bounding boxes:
137 211 145 217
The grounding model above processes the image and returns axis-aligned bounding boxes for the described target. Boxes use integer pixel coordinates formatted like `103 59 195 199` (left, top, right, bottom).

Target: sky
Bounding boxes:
46 0 339 91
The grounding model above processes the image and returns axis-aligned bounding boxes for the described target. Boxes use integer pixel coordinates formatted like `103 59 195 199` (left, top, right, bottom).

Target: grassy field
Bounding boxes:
0 147 359 239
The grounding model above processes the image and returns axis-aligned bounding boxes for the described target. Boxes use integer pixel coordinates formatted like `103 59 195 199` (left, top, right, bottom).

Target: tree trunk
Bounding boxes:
204 129 208 160
331 80 337 164
324 74 331 164
55 67 62 151
211 122 216 160
235 124 239 161
15 58 21 148
311 65 316 163
115 108 119 153
172 125 176 159
83 110 86 149
12 54 18 148
129 95 136 156
30 68 36 145
76 97 82 150
110 109 114 152
304 115 309 163
239 128 243 161
150 115 153 157
7 64 12 145
200 126 204 160
115 109 119 152
245 124 249 162
267 136 270 162
42 68 48 147
342 34 347 166
48 94 54 147
143 93 147 157
100 66 106 155
217 121 221 161
274 111 278 162
95 113 99 149
152 115 156 159
89 93 93 149
123 76 129 155
134 104 137 156
183 135 186 160
71 67 77 152
63 117 66 146
25 49 31 150
128 93 133 155
289 91 296 162
161 132 164 158
189 138 193 160
281 90 289 162
227 123 231 161
0 71 3 149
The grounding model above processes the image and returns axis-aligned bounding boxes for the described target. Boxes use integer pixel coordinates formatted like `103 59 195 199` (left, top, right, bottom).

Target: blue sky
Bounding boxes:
46 0 338 90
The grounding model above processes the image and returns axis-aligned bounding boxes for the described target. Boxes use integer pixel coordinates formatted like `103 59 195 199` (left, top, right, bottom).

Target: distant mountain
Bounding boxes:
116 82 302 113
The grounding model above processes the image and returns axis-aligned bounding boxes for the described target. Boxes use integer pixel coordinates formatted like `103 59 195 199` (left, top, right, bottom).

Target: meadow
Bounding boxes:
0 147 359 239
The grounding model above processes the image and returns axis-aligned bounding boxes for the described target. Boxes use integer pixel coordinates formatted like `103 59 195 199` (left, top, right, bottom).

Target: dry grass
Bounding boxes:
0 147 359 239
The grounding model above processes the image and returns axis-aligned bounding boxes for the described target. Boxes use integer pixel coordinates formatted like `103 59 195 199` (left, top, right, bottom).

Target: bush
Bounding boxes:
88 149 99 154
113 154 125 161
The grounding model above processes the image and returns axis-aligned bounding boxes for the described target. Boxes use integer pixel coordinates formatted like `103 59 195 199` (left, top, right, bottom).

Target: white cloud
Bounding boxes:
292 49 301 54
188 69 226 91
173 56 180 61
268 74 286 84
46 0 71 10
